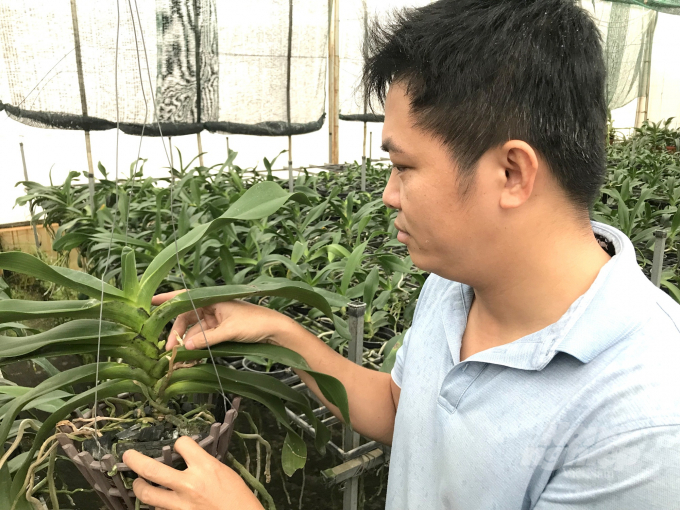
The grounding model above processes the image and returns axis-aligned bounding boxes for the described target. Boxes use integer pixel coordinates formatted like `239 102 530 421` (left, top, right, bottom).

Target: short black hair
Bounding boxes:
363 0 607 211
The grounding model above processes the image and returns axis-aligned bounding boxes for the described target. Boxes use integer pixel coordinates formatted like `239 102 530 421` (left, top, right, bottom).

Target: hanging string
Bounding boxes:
123 0 149 245
92 0 122 456
130 0 232 411
91 1 233 462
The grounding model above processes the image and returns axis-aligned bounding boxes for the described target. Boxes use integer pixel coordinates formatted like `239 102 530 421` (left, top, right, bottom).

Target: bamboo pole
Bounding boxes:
359 0 367 191
635 11 658 128
69 0 96 213
328 0 340 164
169 137 174 170
288 135 294 192
19 143 41 251
287 1 294 192
197 133 204 167
360 122 367 192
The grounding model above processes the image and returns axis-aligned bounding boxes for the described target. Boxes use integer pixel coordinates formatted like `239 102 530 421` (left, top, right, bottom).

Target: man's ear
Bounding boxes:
498 140 539 209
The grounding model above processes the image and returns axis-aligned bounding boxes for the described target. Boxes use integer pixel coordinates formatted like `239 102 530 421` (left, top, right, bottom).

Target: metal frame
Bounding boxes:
277 301 387 510
651 229 667 287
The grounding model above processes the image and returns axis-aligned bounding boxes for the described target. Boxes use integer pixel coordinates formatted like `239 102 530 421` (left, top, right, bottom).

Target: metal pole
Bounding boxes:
651 229 667 288
197 132 204 167
369 131 372 160
344 301 365 510
70 0 96 213
288 135 294 192
19 143 42 252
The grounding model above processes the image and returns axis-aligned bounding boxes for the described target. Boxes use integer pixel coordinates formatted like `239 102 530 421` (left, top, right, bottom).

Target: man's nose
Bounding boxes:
382 168 401 210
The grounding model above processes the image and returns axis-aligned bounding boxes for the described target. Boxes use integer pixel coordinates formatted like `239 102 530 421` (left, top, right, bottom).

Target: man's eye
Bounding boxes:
394 166 408 173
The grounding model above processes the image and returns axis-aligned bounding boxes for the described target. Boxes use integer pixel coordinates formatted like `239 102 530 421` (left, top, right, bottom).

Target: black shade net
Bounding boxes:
0 0 328 137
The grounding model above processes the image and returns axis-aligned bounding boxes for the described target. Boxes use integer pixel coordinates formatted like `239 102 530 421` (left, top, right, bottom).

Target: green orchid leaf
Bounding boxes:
326 244 351 260
341 241 368 295
291 240 308 265
0 319 136 358
121 247 140 299
380 332 406 373
312 288 350 309
0 299 146 332
0 363 151 450
255 255 307 280
52 232 90 252
282 431 307 477
363 266 380 310
376 254 412 274
0 252 128 302
169 343 351 425
0 387 71 414
143 280 332 341
137 182 308 309
166 365 310 409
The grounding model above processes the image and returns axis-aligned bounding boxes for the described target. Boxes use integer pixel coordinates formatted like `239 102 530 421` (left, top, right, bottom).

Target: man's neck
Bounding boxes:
460 226 612 360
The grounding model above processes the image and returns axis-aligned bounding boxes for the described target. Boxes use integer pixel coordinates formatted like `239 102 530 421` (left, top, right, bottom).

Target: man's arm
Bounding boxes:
269 314 401 445
160 295 402 445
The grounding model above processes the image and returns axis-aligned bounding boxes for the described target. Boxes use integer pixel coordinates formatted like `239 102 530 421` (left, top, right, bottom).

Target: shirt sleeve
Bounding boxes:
390 328 412 388
390 274 437 388
533 425 680 509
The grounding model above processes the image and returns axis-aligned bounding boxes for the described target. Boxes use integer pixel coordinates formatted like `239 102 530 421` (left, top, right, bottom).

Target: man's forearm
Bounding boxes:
273 316 397 445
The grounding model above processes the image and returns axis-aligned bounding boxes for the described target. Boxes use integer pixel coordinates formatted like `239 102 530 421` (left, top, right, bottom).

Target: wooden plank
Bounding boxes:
321 449 385 485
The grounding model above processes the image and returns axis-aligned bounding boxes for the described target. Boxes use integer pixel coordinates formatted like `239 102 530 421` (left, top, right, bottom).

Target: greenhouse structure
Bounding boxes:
0 0 680 509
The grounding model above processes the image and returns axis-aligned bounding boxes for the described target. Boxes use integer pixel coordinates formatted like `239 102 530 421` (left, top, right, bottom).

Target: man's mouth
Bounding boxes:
395 222 410 243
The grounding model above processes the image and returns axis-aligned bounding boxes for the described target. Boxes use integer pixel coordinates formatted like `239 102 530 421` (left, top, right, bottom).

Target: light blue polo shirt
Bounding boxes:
388 221 680 509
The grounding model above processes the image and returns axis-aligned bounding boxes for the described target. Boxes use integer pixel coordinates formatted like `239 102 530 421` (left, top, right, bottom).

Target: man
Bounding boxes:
124 0 680 508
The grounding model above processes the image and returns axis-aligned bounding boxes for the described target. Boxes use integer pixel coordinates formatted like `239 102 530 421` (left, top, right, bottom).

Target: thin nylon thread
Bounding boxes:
92 0 122 458
131 0 231 412
124 0 149 245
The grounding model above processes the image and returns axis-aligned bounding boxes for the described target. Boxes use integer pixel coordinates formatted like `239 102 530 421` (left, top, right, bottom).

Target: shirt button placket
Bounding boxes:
438 362 486 414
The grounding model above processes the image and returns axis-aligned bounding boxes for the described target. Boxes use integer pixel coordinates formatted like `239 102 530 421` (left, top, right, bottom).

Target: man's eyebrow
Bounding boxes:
380 138 405 154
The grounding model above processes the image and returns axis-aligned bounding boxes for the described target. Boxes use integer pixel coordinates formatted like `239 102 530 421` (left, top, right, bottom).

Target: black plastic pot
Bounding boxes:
241 358 292 380
56 397 241 510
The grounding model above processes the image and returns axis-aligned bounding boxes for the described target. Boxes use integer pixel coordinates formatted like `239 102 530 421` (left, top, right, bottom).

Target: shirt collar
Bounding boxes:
441 221 655 371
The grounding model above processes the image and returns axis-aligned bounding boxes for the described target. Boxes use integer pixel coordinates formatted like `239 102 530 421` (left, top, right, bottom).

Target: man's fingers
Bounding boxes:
151 289 186 306
184 324 232 350
173 436 213 468
166 309 205 351
122 450 180 489
132 478 182 510
183 320 209 342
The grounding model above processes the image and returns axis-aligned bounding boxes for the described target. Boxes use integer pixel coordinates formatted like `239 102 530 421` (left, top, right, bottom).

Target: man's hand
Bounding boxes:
151 290 399 444
152 291 297 351
123 436 264 510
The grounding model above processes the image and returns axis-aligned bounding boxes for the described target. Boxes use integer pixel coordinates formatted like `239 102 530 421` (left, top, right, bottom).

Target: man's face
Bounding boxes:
381 81 504 282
